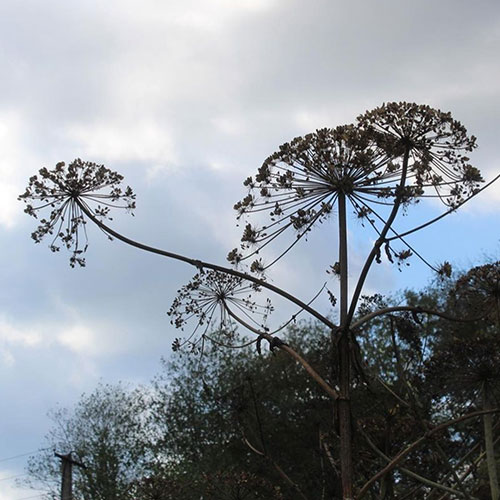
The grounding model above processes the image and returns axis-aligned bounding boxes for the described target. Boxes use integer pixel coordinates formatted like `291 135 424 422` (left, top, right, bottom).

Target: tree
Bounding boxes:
19 102 498 498
151 323 335 499
425 262 500 499
24 383 153 500
24 278 500 499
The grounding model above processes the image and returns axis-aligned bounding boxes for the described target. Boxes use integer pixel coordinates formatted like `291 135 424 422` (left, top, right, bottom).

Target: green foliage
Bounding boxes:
24 264 500 499
25 383 152 500
150 322 337 498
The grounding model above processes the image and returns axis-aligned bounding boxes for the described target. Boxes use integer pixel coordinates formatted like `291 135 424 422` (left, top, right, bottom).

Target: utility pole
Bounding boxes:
55 451 86 500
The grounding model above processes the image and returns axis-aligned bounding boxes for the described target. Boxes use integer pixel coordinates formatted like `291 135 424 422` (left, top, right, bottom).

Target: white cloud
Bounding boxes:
118 0 276 31
0 316 42 365
54 318 133 358
472 170 500 212
57 324 98 355
0 112 34 229
66 120 177 171
1 318 40 349
292 105 360 132
0 311 126 365
211 114 247 136
0 183 20 229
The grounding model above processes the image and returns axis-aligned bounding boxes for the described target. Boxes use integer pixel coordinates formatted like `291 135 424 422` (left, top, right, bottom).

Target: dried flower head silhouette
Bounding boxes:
168 270 272 350
231 102 483 269
18 159 136 267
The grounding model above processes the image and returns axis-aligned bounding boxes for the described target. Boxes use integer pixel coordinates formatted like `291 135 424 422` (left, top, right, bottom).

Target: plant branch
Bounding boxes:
434 428 500 500
346 147 410 326
351 305 484 331
360 427 471 498
76 198 336 329
357 408 500 499
224 306 339 400
389 321 473 499
385 173 500 243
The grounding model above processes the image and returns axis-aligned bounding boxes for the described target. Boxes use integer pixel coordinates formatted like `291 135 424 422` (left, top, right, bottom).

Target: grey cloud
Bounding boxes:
1 2 500 497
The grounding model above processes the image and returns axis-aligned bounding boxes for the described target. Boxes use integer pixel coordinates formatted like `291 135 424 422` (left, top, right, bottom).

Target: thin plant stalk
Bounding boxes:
338 192 354 499
346 146 410 325
434 429 500 500
357 408 500 499
224 306 339 401
360 427 469 498
75 198 335 330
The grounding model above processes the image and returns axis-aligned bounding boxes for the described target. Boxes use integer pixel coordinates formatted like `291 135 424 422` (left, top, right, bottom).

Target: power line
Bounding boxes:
0 472 28 482
0 448 50 464
14 494 46 500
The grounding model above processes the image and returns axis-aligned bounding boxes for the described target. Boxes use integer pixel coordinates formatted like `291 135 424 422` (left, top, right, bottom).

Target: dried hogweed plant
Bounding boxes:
228 102 486 497
358 102 481 207
19 159 136 267
19 102 497 499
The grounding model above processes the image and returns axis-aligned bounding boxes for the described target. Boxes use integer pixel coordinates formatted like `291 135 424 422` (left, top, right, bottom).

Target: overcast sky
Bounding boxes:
1 1 499 498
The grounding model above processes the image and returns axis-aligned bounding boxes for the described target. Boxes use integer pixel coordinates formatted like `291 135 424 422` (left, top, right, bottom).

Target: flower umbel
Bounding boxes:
232 125 386 266
358 102 482 208
168 270 273 351
231 103 482 269
19 159 136 267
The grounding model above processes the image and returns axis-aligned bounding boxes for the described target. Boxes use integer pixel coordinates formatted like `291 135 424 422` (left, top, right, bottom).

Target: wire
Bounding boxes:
0 448 50 463
14 494 46 500
0 472 28 482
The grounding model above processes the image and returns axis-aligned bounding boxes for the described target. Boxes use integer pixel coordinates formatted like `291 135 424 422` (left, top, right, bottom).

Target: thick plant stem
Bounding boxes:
338 193 354 499
75 198 335 330
224 307 339 401
483 385 499 500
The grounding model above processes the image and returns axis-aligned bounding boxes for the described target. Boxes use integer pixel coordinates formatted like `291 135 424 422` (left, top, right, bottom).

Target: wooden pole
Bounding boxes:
55 452 86 500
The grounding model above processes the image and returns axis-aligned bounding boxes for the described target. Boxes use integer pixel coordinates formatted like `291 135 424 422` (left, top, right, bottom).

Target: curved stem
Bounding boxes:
76 198 336 330
357 408 500 499
224 306 339 401
360 427 469 497
351 305 484 331
385 173 500 243
346 147 410 326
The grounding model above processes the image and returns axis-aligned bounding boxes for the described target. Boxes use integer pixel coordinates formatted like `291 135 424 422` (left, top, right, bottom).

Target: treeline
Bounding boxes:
26 262 499 499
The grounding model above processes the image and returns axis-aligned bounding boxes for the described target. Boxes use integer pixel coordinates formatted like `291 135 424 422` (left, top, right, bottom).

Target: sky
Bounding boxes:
0 1 499 498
